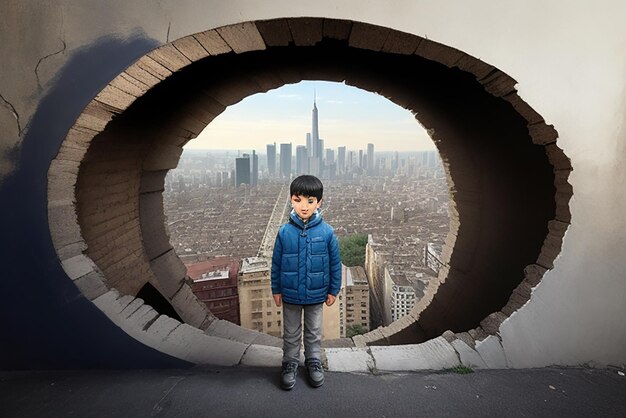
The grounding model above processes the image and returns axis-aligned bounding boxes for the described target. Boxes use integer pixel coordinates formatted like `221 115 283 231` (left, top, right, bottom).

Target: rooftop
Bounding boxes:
195 269 229 282
240 256 270 274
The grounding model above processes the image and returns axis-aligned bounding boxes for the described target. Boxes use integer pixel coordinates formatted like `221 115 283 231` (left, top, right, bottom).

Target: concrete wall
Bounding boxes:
1 0 625 368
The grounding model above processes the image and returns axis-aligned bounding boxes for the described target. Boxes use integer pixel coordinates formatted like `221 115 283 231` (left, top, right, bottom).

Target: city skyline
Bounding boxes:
185 80 436 152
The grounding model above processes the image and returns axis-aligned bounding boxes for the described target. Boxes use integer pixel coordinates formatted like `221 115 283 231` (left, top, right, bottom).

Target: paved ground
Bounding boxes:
1 366 625 417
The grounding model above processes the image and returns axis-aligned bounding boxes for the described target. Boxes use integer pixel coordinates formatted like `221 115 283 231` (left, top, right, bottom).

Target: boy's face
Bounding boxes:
291 194 321 221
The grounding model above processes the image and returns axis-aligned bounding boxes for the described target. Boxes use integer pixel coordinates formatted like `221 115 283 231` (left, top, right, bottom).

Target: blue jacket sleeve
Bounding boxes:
271 231 282 295
328 232 342 296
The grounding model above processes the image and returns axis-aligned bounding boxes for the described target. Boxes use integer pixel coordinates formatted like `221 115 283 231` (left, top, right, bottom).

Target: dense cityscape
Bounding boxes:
163 98 450 338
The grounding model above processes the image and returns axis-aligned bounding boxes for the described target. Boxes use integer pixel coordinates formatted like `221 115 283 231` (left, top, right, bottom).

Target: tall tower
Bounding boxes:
310 91 323 177
266 142 276 177
235 154 251 187
296 145 308 175
306 133 312 157
252 150 258 186
367 143 375 176
280 143 292 178
338 146 346 175
312 91 319 158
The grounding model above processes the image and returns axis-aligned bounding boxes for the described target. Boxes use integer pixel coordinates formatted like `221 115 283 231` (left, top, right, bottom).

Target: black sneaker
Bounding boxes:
305 358 325 388
281 361 298 390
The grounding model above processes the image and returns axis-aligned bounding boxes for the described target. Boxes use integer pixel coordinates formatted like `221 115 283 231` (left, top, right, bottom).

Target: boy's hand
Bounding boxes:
326 294 336 306
273 294 282 307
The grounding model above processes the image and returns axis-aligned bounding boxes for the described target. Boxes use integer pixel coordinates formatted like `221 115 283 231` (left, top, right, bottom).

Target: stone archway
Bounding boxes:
47 18 571 368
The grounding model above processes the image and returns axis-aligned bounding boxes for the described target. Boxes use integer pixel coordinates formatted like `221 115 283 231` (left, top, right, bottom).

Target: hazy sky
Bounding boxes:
185 80 436 152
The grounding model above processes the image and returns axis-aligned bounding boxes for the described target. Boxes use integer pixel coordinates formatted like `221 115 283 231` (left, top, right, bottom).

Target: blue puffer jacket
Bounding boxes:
271 209 342 305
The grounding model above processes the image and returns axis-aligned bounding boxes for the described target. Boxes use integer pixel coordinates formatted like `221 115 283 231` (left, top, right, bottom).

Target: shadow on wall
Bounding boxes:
0 33 190 369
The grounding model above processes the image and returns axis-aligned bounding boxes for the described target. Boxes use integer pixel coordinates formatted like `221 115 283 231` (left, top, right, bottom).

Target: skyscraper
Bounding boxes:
235 154 251 187
312 96 319 157
280 143 292 178
252 150 258 186
337 146 346 175
266 143 276 177
325 148 335 167
367 143 375 176
296 145 308 175
310 94 322 176
347 150 354 172
306 133 312 158
325 148 335 180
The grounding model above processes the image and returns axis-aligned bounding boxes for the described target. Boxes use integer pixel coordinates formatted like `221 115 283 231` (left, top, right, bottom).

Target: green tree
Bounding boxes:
338 234 368 267
346 324 368 338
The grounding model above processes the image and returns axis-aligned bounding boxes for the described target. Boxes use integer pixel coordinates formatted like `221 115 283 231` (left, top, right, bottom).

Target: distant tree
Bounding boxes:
338 234 368 267
346 324 368 338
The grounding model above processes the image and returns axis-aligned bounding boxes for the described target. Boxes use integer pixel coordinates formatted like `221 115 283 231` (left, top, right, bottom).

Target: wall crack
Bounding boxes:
35 11 67 91
0 92 22 136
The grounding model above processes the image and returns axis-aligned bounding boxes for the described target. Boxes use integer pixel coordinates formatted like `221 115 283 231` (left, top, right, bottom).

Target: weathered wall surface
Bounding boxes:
1 0 624 368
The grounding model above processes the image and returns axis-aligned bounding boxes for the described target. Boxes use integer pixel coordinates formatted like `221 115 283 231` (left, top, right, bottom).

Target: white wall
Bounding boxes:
3 0 625 367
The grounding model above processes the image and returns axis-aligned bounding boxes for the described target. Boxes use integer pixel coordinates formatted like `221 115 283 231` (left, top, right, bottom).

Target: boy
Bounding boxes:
271 175 342 390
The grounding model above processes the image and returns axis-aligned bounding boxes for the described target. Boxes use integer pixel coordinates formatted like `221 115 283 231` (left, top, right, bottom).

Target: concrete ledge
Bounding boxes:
240 345 282 367
475 335 508 368
61 254 98 280
250 332 282 347
206 319 280 346
74 270 108 300
451 339 487 369
370 337 459 371
90 289 245 366
145 315 182 341
92 290 134 319
126 304 159 332
149 250 186 298
322 338 355 348
162 324 248 366
48 200 82 248
171 284 212 329
325 347 373 373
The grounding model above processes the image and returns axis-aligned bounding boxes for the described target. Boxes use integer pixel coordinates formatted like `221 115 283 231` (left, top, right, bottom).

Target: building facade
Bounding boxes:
187 257 240 325
235 155 250 187
345 266 370 335
237 257 283 337
266 143 276 177
279 143 292 179
389 273 416 322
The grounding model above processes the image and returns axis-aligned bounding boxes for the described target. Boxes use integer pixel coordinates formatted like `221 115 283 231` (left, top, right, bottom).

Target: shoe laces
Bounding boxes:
307 360 323 372
282 362 298 374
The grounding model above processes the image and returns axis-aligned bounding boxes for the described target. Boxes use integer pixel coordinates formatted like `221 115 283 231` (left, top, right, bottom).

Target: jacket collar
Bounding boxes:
289 209 322 230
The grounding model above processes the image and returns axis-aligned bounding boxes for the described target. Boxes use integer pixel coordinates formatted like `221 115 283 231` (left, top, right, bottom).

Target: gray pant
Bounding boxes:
282 302 323 363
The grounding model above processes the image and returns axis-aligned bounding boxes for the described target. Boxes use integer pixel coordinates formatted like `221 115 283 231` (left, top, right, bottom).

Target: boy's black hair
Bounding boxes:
290 175 323 201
